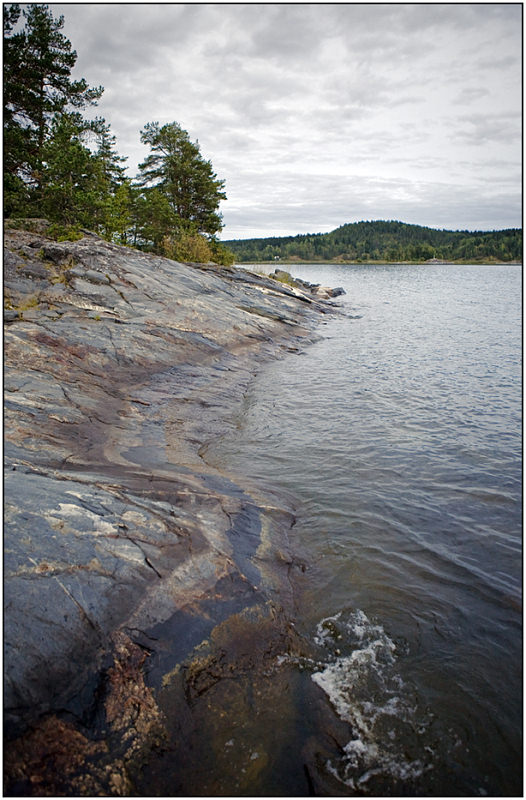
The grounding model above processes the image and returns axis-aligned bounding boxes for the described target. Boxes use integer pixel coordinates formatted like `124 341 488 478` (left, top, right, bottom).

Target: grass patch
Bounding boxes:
47 223 83 242
18 294 40 311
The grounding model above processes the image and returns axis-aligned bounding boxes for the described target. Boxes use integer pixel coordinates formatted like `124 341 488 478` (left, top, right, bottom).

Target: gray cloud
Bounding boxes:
51 3 521 239
454 112 521 146
454 87 490 106
222 170 521 238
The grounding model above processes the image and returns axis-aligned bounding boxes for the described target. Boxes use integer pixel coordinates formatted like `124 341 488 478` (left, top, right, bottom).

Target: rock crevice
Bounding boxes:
4 222 340 794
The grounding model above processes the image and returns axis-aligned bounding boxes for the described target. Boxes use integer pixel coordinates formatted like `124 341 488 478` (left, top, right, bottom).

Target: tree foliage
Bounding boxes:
3 4 234 265
138 121 226 237
132 121 229 261
3 3 103 213
39 112 97 226
5 4 516 269
225 220 522 264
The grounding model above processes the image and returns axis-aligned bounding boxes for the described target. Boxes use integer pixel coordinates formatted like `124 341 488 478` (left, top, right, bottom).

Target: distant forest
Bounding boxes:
224 221 523 264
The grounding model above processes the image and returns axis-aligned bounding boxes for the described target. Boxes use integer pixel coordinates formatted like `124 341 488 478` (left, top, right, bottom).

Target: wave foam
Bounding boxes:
311 609 431 792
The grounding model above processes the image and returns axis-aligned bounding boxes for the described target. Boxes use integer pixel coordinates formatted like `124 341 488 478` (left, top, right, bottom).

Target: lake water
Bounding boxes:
207 263 522 796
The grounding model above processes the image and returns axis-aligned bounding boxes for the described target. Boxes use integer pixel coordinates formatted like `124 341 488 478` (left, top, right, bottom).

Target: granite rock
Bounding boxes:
4 222 338 793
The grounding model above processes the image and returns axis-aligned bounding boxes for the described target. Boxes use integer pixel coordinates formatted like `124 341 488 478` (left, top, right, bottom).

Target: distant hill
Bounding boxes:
224 220 522 264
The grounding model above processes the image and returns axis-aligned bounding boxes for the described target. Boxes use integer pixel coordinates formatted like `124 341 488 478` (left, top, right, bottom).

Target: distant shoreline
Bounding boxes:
224 220 522 265
237 259 522 267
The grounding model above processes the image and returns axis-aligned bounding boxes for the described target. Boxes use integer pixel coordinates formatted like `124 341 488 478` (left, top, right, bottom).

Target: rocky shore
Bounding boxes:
4 221 344 795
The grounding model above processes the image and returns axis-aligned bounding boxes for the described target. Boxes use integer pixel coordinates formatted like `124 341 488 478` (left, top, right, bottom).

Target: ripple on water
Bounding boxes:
208 263 522 795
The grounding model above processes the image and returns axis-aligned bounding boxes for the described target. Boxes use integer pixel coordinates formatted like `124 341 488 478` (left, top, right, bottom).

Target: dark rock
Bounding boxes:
3 222 341 793
3 249 25 272
40 243 73 264
18 263 49 280
272 268 295 282
69 265 111 284
312 284 346 299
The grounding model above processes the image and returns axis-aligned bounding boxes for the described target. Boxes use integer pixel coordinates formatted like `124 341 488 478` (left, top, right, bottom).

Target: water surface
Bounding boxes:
207 262 522 795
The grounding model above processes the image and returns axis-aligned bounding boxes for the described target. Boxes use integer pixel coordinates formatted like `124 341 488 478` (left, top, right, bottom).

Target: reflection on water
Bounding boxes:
207 263 522 795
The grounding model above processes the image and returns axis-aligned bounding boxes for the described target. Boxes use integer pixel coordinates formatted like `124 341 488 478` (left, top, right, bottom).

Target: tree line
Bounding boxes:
3 3 234 264
225 220 522 264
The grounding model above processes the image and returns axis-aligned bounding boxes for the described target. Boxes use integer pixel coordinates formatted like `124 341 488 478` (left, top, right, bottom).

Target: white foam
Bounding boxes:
311 609 431 791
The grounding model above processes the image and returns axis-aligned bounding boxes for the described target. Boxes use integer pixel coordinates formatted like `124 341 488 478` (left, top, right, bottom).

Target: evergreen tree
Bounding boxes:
4 4 33 212
3 3 102 214
21 4 102 153
90 120 130 238
133 188 180 253
4 5 234 264
137 121 226 237
40 112 99 227
93 120 127 191
102 180 134 245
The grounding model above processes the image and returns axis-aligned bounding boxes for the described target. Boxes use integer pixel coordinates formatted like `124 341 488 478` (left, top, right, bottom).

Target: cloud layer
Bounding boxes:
54 3 522 238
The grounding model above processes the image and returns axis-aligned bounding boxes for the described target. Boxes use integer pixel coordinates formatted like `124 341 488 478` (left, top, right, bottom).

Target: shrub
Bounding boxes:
47 223 84 242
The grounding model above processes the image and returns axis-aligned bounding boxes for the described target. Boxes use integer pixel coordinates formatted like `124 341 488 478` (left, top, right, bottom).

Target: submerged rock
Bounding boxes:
3 221 339 794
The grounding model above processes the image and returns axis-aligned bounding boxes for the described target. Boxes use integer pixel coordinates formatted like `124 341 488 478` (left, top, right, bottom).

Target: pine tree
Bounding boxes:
3 3 103 214
103 181 134 245
94 120 127 192
40 112 98 227
133 188 180 252
137 121 226 237
21 4 102 157
3 6 234 263
90 120 129 238
4 4 33 212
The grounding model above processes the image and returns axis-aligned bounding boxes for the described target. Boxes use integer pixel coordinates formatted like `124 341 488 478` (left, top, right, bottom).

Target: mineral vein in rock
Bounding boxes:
4 222 336 754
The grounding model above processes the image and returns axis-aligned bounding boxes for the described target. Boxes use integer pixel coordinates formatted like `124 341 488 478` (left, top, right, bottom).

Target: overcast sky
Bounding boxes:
52 3 522 239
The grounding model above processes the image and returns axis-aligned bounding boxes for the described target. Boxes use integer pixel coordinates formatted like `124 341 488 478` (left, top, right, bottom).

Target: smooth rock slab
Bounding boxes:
3 222 339 793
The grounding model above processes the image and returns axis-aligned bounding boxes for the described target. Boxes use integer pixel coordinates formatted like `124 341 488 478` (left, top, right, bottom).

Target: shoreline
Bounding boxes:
234 259 522 267
4 222 340 794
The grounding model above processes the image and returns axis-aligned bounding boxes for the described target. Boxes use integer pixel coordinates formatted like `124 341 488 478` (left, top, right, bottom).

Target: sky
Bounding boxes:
51 2 522 240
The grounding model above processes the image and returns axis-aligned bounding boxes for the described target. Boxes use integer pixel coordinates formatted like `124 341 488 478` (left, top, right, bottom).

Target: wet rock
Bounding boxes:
3 221 341 794
3 631 167 797
312 284 346 299
270 268 345 300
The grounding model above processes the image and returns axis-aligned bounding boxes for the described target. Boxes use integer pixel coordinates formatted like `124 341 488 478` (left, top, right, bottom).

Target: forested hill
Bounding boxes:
224 221 522 264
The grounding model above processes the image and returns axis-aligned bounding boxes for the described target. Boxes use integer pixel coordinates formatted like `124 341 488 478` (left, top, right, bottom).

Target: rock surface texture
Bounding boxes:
4 222 340 795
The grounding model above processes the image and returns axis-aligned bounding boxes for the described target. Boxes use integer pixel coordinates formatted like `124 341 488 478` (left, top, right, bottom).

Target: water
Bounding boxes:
207 263 522 796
